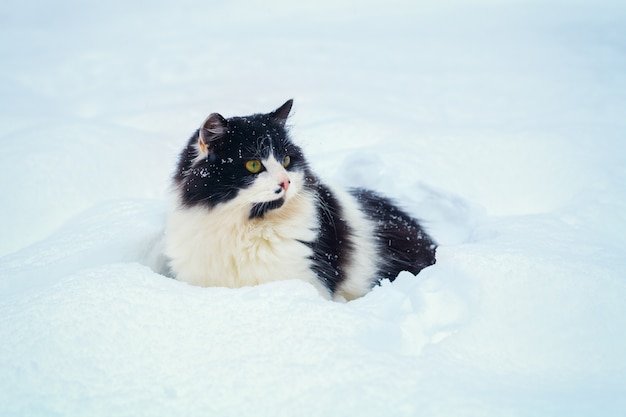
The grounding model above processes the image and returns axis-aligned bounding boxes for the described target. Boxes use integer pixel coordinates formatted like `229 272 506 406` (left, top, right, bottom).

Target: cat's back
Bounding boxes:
307 185 436 299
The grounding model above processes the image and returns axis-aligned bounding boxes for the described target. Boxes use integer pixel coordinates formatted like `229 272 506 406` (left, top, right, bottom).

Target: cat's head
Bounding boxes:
174 99 312 219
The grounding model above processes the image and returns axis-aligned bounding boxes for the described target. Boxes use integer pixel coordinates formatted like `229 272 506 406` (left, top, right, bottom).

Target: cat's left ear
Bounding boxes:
198 112 227 154
270 99 293 127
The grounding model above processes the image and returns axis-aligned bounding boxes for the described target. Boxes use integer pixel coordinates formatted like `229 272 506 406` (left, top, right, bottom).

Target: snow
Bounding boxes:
1 0 626 415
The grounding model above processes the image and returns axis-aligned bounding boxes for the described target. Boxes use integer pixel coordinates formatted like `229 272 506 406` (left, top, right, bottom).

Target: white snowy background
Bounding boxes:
1 0 625 415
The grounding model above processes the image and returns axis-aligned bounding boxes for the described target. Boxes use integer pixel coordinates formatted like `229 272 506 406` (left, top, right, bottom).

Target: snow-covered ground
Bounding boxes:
1 0 626 415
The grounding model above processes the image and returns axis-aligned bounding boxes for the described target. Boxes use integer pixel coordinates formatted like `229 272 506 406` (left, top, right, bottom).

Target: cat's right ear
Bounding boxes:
198 113 227 154
270 99 293 127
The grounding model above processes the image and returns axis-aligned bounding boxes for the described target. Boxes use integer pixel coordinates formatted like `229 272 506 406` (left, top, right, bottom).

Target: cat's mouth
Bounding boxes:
249 198 285 219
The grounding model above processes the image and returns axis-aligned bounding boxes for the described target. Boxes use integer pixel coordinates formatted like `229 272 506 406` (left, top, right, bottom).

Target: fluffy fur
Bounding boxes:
165 100 436 300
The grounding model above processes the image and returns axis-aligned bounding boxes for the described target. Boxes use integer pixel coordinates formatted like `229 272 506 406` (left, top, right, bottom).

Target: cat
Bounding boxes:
165 99 436 300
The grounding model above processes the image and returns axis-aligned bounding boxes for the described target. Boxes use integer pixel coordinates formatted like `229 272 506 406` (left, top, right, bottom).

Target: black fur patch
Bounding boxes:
249 198 285 219
350 188 436 282
173 112 308 209
305 181 354 294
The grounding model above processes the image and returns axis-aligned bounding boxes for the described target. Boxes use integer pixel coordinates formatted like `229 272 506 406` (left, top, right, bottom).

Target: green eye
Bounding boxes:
282 155 291 168
246 160 263 173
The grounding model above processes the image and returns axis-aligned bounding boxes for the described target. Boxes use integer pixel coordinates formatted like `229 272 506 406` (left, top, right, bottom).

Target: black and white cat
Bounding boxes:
165 100 436 300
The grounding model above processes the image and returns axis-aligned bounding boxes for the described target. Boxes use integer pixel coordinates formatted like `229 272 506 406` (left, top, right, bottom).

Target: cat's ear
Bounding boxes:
270 99 293 127
198 112 227 154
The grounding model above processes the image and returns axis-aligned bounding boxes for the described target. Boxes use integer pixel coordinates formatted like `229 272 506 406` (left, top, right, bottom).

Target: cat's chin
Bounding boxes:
249 198 285 219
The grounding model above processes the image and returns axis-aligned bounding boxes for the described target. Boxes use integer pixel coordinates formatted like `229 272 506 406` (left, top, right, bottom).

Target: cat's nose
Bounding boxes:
274 180 290 194
276 180 291 194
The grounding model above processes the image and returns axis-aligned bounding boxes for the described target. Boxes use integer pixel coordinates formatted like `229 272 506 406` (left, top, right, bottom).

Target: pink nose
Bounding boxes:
281 180 290 191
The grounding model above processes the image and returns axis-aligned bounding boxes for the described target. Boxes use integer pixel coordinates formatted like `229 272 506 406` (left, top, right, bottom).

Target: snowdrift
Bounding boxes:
1 1 625 416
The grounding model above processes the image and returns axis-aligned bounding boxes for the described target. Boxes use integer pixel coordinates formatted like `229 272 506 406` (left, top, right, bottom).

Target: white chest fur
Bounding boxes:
165 188 330 296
